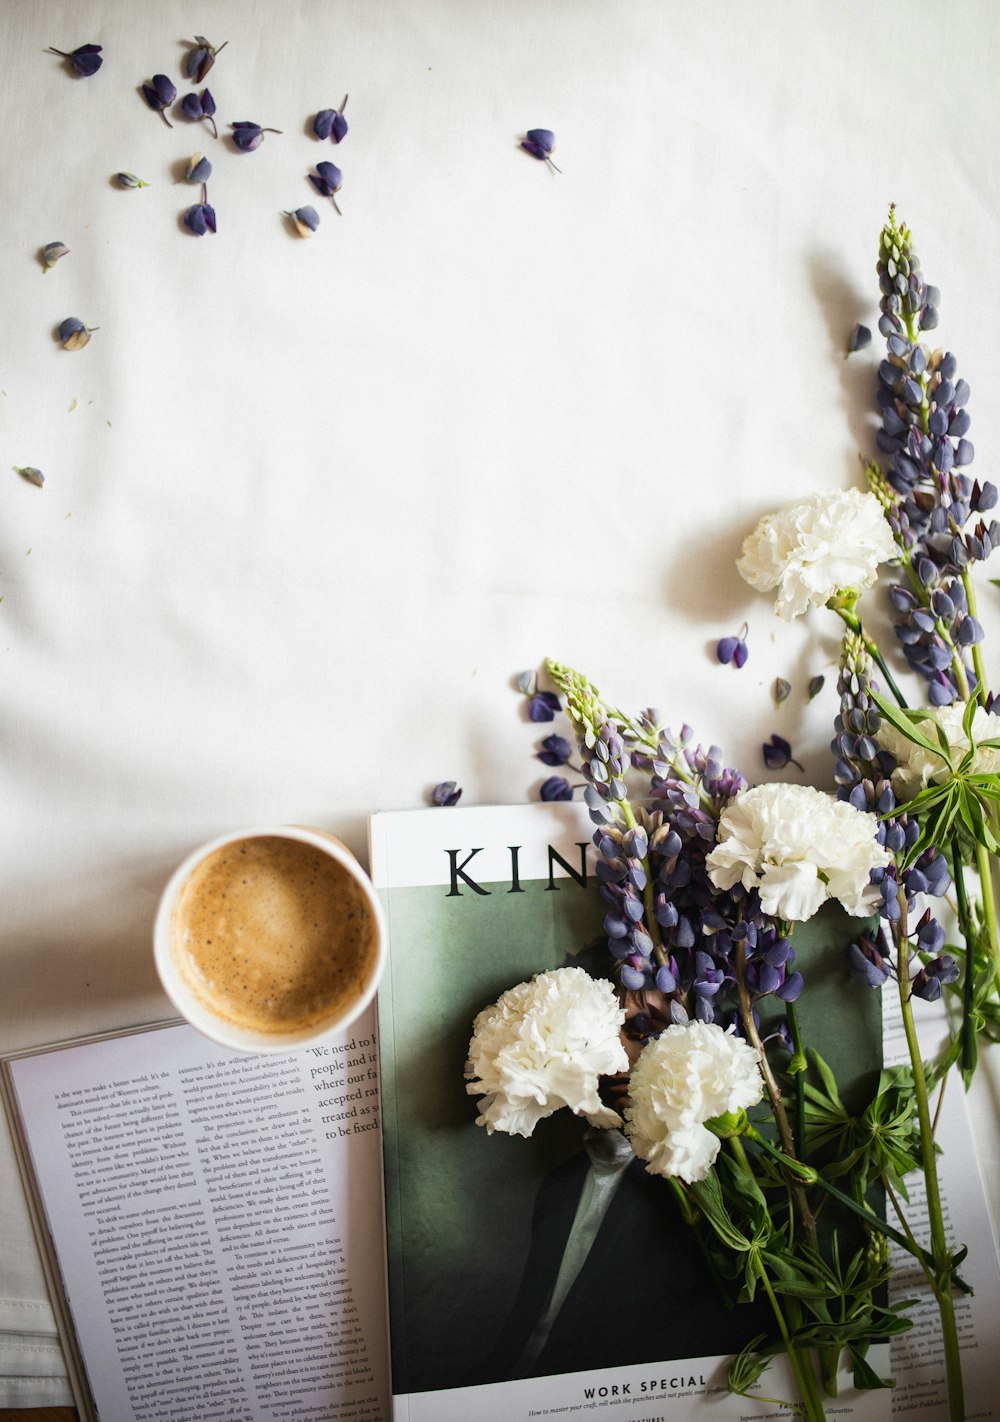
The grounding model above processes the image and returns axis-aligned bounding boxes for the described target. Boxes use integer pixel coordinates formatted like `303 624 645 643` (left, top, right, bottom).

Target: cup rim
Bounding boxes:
153 824 387 1054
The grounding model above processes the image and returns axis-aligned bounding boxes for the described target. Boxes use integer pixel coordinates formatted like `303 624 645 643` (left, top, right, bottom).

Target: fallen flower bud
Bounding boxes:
143 73 177 127
48 43 103 77
57 317 98 350
284 206 320 237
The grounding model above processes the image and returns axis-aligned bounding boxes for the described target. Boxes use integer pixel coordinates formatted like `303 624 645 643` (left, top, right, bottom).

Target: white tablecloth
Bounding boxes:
3 0 1000 1407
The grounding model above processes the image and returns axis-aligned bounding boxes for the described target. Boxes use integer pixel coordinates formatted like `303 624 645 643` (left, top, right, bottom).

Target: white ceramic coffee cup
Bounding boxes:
154 825 386 1053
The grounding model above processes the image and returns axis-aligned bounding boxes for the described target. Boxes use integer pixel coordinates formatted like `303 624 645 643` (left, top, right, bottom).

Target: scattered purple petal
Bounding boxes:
57 317 97 350
716 623 749 667
847 323 872 355
527 690 561 722
431 780 462 807
774 678 792 707
231 121 281 152
48 43 103 77
41 241 69 271
521 127 561 171
537 733 572 766
183 185 216 236
313 96 349 143
143 74 177 126
185 36 227 84
539 775 574 802
284 206 320 237
762 734 804 772
186 153 212 183
808 674 825 701
15 466 45 488
180 88 218 138
309 160 344 213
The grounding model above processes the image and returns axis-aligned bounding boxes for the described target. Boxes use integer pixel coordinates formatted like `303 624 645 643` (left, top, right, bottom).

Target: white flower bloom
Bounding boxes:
465 967 628 1138
737 489 897 620
625 1022 764 1184
705 782 891 921
879 703 1000 800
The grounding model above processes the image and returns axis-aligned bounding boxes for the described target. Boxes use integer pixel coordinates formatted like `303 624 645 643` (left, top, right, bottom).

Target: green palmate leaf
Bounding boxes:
810 1048 844 1110
870 691 954 762
849 1346 896 1390
727 1335 778 1396
688 1173 753 1252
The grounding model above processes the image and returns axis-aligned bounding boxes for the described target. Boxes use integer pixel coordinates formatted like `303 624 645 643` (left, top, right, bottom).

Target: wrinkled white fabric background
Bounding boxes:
2 0 1000 1405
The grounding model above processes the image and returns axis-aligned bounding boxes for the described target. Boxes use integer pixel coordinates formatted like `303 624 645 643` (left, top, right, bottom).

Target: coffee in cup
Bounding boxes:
154 826 386 1052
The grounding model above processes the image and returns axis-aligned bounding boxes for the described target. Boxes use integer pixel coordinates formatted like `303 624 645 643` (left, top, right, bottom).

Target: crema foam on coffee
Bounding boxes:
170 835 376 1034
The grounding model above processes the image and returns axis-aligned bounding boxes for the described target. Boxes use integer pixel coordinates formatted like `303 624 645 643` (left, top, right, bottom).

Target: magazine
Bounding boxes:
1 1016 390 1422
371 801 963 1422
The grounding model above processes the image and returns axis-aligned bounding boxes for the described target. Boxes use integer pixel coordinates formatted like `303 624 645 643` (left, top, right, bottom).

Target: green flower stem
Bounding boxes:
961 570 989 708
973 837 1000 1002
896 901 966 1422
785 1001 808 1157
951 834 979 1076
830 606 908 709
744 1126 943 1280
734 944 818 1252
752 1262 828 1422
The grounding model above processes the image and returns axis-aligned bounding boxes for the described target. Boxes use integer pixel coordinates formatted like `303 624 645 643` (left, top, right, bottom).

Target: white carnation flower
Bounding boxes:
737 489 897 620
465 966 628 1138
705 782 891 921
625 1022 764 1184
879 703 1000 800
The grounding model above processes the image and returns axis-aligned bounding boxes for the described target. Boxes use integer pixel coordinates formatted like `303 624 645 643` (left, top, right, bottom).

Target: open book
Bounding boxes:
1 1016 390 1422
3 803 998 1422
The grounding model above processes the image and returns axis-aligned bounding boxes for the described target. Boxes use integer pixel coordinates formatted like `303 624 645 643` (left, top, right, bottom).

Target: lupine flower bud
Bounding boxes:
57 317 97 350
185 36 227 84
314 96 349 143
143 74 177 126
284 206 320 237
431 781 462 807
48 43 103 77
15 466 45 488
41 242 69 271
115 173 149 188
186 153 213 183
231 121 282 152
520 128 561 171
181 89 218 139
183 185 216 235
309 160 344 214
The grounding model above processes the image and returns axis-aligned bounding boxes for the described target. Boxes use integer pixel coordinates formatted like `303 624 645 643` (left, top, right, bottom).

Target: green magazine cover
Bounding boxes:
369 803 888 1422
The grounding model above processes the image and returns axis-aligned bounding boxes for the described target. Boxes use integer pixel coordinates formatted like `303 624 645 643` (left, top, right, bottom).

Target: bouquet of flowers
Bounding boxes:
465 207 999 1421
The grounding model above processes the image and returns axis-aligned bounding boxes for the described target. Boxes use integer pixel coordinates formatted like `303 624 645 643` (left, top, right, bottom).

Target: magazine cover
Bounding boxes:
369 802 889 1422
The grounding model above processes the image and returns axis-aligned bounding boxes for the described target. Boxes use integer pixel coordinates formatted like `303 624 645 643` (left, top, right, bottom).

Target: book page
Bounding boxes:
4 1016 389 1422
